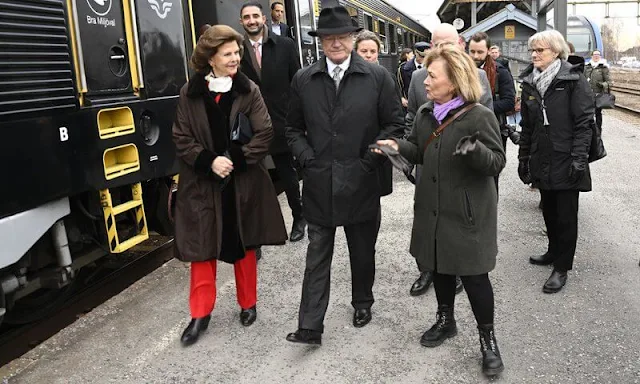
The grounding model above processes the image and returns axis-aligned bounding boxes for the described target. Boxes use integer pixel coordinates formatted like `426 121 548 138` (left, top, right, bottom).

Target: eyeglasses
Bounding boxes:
528 47 550 54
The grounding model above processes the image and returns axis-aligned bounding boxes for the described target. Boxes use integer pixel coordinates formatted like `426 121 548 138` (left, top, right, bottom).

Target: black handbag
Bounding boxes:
588 119 606 163
595 92 615 109
231 112 253 145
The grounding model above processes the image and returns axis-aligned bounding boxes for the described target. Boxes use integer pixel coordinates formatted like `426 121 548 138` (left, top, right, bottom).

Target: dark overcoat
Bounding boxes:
397 102 506 276
519 61 594 192
172 71 287 263
285 54 405 227
240 31 300 154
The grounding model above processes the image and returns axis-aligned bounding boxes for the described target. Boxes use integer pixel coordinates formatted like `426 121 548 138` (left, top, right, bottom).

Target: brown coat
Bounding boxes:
172 71 287 263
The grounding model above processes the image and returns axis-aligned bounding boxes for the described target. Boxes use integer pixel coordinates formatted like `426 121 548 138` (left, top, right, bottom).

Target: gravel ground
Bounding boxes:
1 113 639 384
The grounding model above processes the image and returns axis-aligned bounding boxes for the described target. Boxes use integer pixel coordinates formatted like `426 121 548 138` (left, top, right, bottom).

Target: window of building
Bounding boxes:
365 14 373 32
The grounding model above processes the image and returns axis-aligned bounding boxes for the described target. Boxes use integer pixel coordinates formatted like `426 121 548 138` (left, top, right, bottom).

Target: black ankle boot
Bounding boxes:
420 305 457 347
180 315 211 346
478 324 504 376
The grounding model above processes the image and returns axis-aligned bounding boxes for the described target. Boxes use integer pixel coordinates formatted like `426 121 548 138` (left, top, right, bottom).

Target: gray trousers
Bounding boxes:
298 207 381 333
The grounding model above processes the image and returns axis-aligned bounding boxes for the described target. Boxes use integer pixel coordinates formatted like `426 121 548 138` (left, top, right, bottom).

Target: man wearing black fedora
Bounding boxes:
285 5 404 345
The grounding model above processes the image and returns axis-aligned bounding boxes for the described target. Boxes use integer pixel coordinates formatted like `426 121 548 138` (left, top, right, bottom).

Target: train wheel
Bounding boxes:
3 282 77 325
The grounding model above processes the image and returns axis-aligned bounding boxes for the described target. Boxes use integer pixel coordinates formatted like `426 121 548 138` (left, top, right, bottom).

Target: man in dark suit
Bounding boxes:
270 1 293 39
284 6 404 345
239 2 305 241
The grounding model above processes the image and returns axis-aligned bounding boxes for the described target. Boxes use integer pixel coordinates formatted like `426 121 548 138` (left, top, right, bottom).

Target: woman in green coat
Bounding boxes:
376 46 506 377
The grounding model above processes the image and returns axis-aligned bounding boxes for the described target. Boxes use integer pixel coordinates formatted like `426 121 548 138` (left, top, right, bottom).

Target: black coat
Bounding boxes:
241 31 300 154
285 54 405 227
493 61 516 118
519 61 594 192
398 57 418 99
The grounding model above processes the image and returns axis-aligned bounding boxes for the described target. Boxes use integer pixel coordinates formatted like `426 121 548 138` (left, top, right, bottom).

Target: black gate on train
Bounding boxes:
74 0 133 95
135 0 188 98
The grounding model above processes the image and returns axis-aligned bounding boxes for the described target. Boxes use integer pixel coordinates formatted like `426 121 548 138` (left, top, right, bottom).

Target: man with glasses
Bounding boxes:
285 6 404 345
398 42 430 109
404 23 494 297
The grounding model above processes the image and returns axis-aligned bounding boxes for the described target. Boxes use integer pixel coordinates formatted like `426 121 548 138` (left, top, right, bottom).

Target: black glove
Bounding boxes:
368 143 415 184
509 130 521 145
453 131 479 156
569 160 586 183
518 158 532 184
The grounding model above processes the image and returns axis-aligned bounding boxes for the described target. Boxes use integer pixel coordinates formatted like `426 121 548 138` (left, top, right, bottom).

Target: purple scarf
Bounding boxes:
433 96 465 124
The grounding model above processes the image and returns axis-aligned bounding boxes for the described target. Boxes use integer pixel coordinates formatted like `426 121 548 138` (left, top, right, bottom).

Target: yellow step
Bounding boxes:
113 233 149 253
112 199 143 216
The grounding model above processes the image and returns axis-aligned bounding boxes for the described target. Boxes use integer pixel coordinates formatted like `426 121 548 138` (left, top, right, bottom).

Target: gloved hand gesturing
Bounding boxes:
453 131 479 156
569 160 586 183
518 158 532 184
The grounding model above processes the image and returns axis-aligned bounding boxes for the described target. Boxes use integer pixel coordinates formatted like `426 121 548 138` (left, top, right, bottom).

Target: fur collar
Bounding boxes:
186 70 252 98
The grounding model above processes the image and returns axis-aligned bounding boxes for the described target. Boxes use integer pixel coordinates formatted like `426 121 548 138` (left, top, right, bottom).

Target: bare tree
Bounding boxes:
601 18 623 61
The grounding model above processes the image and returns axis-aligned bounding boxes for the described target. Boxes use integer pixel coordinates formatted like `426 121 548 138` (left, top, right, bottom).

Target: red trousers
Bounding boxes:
189 250 257 318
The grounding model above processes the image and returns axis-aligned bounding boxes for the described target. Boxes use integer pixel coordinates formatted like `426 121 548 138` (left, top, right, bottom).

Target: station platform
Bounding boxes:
2 112 640 383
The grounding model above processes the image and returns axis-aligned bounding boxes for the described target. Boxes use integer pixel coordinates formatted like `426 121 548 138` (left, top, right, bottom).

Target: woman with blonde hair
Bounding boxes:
376 46 506 377
172 24 287 346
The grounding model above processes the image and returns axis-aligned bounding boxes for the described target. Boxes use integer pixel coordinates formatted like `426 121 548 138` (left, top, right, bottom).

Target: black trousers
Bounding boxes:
595 107 603 131
433 273 494 325
272 152 302 219
298 208 381 332
540 189 580 271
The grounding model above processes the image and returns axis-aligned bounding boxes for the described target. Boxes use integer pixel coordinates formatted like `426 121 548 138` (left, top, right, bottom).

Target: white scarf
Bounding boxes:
532 58 561 97
205 71 232 93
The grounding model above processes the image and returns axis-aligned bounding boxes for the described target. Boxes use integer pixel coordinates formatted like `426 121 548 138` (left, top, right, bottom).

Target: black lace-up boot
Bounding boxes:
420 305 457 347
478 324 504 376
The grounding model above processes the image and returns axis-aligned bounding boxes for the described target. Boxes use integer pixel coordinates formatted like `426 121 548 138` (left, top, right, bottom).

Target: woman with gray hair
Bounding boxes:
518 30 594 294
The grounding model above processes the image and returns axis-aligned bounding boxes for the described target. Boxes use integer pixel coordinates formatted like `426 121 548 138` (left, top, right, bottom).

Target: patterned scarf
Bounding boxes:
532 58 561 97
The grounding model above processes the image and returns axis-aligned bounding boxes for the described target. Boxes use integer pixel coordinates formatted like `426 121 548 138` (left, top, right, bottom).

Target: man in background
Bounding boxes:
239 2 305 242
270 1 293 39
490 45 511 73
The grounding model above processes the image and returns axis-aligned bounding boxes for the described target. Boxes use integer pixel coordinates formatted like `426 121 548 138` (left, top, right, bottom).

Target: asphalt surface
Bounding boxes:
2 111 639 383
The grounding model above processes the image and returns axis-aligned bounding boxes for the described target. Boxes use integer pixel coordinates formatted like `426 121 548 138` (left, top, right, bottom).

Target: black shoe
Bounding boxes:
289 218 307 242
353 308 372 328
543 269 567 293
529 252 555 266
286 329 322 345
478 324 504 377
180 315 211 346
240 306 257 326
420 305 457 347
410 271 433 296
255 248 262 261
455 276 464 294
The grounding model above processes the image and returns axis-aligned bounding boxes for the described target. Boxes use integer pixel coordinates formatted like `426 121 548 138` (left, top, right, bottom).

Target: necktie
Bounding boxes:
332 66 342 94
253 41 262 68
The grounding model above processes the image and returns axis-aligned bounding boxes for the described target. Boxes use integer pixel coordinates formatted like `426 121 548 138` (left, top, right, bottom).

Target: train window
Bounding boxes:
365 14 373 31
389 23 396 53
378 20 387 53
569 33 592 54
344 5 359 28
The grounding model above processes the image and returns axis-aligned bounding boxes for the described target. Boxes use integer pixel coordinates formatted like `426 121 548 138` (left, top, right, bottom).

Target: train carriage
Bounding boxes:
0 0 428 326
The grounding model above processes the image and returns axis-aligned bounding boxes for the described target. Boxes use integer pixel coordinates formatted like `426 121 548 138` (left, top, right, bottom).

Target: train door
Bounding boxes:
288 0 319 67
71 0 134 99
134 0 189 97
